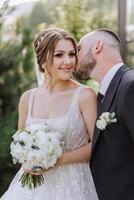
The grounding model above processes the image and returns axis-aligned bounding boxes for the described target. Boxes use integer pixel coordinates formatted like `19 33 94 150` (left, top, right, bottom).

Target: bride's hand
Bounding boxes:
24 168 48 176
24 156 64 176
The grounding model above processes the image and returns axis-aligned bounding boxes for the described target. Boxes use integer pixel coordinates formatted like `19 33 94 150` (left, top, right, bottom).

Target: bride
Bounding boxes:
1 28 98 200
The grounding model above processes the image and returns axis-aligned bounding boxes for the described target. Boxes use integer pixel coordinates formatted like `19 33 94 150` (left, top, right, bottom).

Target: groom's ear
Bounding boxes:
94 40 104 54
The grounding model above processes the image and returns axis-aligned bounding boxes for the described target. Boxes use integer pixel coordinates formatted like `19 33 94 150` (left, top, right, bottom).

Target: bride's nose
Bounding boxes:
64 55 72 65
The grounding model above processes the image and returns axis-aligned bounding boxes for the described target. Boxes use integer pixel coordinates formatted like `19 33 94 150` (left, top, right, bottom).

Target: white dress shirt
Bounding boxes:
99 63 124 96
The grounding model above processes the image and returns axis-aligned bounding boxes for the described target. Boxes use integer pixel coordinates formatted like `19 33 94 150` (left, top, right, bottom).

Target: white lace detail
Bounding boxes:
1 85 98 200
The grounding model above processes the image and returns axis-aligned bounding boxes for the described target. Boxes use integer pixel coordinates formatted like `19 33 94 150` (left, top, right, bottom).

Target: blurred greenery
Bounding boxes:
0 0 133 196
0 0 36 195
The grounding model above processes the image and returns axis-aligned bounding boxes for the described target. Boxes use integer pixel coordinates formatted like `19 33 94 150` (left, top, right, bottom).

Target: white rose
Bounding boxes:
96 118 107 130
26 124 43 133
45 142 55 156
42 155 57 169
10 142 27 163
12 130 22 141
18 131 33 147
26 149 44 166
47 154 58 167
35 131 49 148
48 134 61 146
100 112 110 122
53 132 62 139
41 158 50 169
96 112 117 131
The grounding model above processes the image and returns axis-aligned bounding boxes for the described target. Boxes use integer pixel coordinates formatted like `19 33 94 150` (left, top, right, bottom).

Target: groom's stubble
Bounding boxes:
76 49 97 80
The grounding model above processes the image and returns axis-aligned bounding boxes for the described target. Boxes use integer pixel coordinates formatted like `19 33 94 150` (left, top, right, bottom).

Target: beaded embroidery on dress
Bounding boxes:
1 86 98 200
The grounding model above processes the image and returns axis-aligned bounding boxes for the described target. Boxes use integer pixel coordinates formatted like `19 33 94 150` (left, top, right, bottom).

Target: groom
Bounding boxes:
77 29 134 200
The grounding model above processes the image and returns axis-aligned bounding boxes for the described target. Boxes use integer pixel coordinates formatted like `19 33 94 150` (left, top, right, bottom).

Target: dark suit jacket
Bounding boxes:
90 65 134 200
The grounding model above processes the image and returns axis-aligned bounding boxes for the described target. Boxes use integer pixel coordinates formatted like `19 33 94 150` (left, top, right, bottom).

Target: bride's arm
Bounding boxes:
58 87 97 166
58 143 91 166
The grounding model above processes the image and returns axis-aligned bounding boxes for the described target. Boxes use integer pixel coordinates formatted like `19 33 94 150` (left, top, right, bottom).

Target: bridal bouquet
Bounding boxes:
10 123 64 189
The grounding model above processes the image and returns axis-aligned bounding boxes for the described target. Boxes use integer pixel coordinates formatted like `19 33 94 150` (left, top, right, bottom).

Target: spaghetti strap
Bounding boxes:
69 85 85 113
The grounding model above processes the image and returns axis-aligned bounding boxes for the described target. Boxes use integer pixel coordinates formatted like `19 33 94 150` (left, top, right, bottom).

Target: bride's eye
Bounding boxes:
69 52 76 57
54 53 63 58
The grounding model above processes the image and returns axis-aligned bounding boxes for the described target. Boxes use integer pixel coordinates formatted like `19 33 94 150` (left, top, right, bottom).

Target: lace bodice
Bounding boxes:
26 86 89 152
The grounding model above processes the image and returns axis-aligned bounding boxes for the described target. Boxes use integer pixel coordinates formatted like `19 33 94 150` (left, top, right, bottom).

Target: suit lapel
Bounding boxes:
91 65 130 154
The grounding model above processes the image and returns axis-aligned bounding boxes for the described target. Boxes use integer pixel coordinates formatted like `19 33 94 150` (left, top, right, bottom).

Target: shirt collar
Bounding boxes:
100 62 124 95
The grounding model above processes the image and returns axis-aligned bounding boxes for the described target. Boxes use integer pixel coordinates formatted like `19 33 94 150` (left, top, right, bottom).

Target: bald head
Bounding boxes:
77 29 123 82
80 29 121 53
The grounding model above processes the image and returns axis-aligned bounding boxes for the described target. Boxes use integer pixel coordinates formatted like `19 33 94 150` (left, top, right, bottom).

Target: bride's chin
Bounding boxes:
60 74 72 81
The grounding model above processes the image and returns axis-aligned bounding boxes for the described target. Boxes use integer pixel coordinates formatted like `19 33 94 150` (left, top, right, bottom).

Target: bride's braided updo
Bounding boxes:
34 28 78 73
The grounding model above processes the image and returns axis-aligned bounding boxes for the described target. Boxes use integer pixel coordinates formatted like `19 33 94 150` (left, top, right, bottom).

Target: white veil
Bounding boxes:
34 58 44 86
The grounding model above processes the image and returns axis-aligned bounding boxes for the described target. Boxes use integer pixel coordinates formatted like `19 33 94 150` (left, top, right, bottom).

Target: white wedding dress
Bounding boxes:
1 86 98 200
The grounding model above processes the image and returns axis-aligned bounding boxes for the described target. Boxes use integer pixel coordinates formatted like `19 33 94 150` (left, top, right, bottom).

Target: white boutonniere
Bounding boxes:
96 112 117 131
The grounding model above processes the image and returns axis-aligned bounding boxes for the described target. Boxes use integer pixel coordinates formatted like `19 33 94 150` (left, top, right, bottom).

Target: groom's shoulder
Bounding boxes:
122 67 134 83
119 67 134 94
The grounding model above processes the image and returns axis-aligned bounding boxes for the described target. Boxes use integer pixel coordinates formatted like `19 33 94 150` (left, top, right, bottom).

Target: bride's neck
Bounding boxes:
43 79 73 94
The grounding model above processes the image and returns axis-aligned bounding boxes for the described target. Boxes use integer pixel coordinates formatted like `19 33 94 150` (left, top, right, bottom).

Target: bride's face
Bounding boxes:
48 39 76 81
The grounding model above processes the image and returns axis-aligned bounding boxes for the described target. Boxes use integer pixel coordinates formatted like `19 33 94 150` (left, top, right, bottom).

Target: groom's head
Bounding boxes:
77 29 123 82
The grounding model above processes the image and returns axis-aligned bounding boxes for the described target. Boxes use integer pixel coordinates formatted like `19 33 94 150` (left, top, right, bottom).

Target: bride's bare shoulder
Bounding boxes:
19 88 34 103
79 86 97 106
19 88 37 108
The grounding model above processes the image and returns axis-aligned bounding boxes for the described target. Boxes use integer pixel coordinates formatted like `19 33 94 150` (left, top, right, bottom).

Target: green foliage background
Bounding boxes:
0 0 132 196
